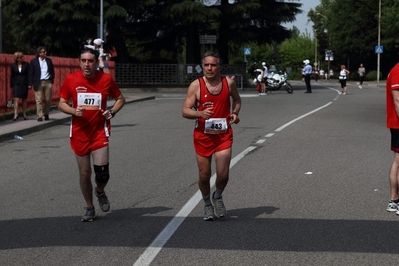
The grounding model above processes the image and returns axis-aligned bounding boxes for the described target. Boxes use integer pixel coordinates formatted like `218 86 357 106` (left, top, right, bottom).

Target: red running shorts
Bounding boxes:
193 128 233 157
70 137 109 156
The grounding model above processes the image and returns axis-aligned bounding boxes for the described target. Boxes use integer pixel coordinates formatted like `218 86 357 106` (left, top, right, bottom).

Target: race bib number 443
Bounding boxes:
204 118 228 134
78 93 102 110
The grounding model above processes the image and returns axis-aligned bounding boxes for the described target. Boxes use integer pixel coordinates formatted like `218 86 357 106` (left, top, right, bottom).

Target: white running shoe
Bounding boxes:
203 205 215 221
387 201 399 212
212 192 227 218
81 206 95 222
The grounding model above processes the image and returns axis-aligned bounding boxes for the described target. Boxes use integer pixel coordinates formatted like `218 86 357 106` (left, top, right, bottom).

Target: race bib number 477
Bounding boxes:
78 93 102 110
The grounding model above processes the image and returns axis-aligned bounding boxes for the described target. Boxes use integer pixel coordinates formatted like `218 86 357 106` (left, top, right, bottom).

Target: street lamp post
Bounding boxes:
0 0 2 53
316 13 329 79
314 30 317 69
377 0 381 83
100 0 104 41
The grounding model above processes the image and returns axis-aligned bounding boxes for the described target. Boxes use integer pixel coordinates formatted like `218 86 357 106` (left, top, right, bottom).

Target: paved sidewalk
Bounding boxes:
0 93 155 143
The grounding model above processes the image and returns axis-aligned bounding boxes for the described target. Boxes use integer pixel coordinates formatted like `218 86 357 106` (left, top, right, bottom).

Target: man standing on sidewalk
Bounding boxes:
58 48 125 222
29 47 55 122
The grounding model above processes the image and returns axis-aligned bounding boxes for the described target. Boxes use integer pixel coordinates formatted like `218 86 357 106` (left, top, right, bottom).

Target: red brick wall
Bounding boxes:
0 54 115 114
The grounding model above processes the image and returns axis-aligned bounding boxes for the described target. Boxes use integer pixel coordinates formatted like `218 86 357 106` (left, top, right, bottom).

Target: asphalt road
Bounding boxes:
1 80 397 266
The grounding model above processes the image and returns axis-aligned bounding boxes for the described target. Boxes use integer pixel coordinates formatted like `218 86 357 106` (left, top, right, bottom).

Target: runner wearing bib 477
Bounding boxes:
59 48 125 222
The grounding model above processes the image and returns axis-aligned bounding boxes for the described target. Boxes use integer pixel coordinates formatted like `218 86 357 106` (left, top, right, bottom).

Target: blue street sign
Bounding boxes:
244 48 251 55
375 46 383 54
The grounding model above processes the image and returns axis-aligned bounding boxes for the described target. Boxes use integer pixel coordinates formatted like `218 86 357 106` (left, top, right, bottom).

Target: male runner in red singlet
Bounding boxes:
386 63 399 214
182 51 241 221
58 48 125 222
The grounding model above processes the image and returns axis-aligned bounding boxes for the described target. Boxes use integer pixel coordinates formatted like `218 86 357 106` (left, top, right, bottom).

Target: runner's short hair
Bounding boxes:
202 51 222 65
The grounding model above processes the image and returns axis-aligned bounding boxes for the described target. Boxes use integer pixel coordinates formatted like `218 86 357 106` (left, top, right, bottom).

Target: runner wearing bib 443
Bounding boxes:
193 76 233 156
182 51 241 221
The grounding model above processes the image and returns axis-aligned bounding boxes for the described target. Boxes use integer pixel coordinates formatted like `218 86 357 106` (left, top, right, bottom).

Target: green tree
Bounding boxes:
308 0 396 76
279 31 314 72
2 0 302 64
201 0 302 64
2 0 128 57
380 0 399 72
125 0 302 64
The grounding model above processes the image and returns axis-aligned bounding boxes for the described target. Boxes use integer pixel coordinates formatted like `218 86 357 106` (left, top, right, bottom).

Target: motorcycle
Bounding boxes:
266 70 293 94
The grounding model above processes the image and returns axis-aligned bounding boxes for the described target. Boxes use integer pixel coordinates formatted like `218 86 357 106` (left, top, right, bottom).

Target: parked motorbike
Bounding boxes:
266 70 293 94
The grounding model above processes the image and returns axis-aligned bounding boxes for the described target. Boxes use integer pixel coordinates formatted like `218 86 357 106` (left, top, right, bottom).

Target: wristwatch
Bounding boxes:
109 109 116 117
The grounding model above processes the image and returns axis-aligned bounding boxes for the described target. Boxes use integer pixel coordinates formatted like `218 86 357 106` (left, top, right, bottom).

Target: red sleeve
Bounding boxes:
59 74 72 100
107 76 121 99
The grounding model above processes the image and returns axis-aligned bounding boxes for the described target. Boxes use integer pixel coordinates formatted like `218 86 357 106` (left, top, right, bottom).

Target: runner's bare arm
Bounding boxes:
58 97 84 116
228 78 241 124
393 90 399 117
182 80 213 120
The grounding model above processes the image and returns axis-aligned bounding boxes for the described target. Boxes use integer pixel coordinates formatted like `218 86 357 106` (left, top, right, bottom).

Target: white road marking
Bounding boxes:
133 146 256 266
275 102 332 132
133 99 335 266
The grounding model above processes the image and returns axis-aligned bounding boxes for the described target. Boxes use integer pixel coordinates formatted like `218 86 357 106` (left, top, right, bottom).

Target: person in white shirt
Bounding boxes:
28 47 55 121
302 59 313 93
319 69 325 81
253 67 263 94
85 38 110 74
260 62 268 95
339 65 350 95
358 63 366 89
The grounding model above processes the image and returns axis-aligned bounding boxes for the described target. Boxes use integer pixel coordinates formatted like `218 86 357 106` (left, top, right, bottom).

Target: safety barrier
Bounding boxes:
224 74 243 90
115 63 247 88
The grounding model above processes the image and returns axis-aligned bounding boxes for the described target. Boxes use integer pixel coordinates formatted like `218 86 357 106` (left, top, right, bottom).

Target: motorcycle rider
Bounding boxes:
260 62 268 96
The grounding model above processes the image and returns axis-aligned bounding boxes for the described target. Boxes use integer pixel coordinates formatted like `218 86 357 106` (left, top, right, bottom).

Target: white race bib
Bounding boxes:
78 93 102 110
204 118 228 134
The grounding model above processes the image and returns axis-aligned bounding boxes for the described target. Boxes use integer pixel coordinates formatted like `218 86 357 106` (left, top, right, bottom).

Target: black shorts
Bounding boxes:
391 128 399 152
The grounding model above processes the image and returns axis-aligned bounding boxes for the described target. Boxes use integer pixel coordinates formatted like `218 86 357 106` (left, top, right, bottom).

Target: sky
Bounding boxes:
283 0 321 37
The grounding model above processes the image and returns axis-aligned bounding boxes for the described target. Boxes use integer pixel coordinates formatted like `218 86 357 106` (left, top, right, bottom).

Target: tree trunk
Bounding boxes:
186 23 201 64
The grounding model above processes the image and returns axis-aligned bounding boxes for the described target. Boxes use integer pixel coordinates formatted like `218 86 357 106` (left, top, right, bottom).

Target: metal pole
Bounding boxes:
0 0 2 53
377 0 381 83
328 57 330 80
100 0 104 41
314 31 317 67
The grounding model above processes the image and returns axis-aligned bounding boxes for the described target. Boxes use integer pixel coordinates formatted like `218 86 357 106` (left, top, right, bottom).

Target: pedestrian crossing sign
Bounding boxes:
375 46 383 54
244 48 251 55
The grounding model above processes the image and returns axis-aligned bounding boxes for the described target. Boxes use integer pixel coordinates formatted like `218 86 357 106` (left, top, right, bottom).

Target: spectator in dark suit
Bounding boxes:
28 47 55 121
10 51 30 121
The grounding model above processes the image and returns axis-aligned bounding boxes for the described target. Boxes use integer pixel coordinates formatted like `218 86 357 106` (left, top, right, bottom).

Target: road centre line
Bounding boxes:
133 99 335 266
275 102 332 132
133 146 256 266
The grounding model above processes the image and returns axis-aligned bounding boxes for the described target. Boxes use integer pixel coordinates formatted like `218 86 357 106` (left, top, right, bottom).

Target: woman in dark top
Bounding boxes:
11 51 30 120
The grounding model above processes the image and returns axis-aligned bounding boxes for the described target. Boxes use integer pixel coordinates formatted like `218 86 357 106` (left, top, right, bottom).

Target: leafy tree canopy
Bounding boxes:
2 0 302 64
